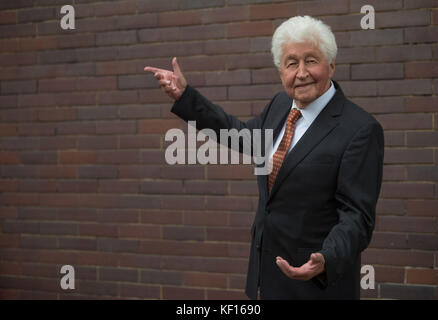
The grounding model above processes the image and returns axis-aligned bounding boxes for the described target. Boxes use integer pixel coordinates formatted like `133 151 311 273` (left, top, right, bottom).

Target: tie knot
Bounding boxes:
287 108 302 124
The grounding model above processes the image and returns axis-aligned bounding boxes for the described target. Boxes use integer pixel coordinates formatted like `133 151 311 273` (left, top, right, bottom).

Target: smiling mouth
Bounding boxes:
295 82 315 88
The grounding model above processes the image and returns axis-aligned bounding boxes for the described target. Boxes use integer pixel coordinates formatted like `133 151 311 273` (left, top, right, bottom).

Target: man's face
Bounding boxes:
279 41 335 108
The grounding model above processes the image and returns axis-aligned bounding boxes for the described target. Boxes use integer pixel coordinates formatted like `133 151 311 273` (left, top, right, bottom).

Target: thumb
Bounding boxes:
310 253 322 264
172 57 182 76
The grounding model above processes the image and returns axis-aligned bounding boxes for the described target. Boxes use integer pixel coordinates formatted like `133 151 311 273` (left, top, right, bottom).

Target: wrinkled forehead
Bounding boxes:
281 41 326 60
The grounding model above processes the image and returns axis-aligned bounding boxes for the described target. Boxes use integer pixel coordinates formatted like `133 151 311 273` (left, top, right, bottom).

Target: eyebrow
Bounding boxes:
284 53 318 61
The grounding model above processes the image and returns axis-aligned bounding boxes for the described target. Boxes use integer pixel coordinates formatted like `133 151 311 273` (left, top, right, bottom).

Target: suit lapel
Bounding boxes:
266 82 345 203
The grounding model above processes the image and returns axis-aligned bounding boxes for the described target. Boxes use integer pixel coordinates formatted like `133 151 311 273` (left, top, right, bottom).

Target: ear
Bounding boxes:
329 60 335 78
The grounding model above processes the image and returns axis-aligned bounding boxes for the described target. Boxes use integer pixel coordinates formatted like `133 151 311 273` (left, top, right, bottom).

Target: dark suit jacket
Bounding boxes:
171 80 384 300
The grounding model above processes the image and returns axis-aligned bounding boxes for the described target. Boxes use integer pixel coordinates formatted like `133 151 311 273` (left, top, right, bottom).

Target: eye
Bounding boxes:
306 59 317 64
287 62 297 68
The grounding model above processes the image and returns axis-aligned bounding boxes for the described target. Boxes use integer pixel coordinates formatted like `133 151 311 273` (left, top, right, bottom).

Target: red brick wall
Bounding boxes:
0 0 437 300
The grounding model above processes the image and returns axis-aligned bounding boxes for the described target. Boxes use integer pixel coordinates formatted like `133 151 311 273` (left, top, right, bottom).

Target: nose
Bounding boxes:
296 61 309 79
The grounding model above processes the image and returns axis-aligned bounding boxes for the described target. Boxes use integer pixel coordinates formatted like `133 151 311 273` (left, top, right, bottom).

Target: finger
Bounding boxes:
172 57 182 76
310 253 324 265
144 66 165 74
158 79 171 86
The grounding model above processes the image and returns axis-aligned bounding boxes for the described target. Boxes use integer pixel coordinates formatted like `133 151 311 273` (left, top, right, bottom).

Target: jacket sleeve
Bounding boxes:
170 85 277 155
318 120 384 287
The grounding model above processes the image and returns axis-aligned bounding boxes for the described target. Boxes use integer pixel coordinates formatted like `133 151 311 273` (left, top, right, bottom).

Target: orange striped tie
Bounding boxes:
268 108 302 193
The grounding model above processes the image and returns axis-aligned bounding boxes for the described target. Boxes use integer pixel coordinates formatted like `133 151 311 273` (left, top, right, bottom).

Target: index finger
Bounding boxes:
144 66 165 74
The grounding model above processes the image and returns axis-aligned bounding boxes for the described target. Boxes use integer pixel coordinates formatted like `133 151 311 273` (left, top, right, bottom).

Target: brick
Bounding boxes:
119 105 161 119
376 114 432 130
0 95 17 108
140 180 183 194
119 225 160 239
352 63 403 80
0 152 19 164
384 149 433 164
0 123 17 136
162 195 205 210
96 120 137 135
380 283 435 300
59 237 97 251
0 24 35 38
405 62 438 78
407 166 438 181
163 226 205 241
206 227 251 242
377 216 437 233
0 39 18 53
40 137 77 150
140 269 182 285
119 165 161 179
406 200 438 217
163 286 205 299
141 209 183 225
206 196 253 211
363 249 434 268
407 132 438 147
336 47 376 64
377 9 430 28
184 211 228 226
227 21 273 38
383 131 404 147
39 165 77 179
298 0 349 15
119 134 161 149
407 269 438 285
347 29 404 46
0 11 17 24
1 80 36 94
120 283 160 299
94 0 137 16
377 79 432 96
99 179 139 193
405 26 438 43
408 234 438 251
229 84 283 100
406 96 438 113
202 6 249 24
337 81 376 97
56 121 95 136
205 38 251 55
59 151 96 164
184 272 227 288
159 10 202 27
138 0 179 13
19 180 57 193
205 70 251 86
0 52 37 66
372 265 405 283
350 0 402 11
18 7 55 23
180 24 226 41
249 2 297 20
377 44 432 62
78 223 118 238
77 136 118 150
77 165 118 179
99 267 138 283
96 30 137 46
381 182 434 199
404 0 438 9
57 180 98 193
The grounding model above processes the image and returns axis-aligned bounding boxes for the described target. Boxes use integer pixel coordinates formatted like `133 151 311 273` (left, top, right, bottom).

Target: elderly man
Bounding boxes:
145 16 384 300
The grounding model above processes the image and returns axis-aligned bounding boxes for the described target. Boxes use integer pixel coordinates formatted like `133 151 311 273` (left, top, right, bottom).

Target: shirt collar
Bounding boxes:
292 80 336 125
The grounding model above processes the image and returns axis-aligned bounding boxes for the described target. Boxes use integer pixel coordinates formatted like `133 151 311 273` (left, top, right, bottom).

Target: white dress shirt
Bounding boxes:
268 81 336 160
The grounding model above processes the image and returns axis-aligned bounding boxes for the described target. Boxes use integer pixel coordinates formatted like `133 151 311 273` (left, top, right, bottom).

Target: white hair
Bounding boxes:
271 16 337 69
